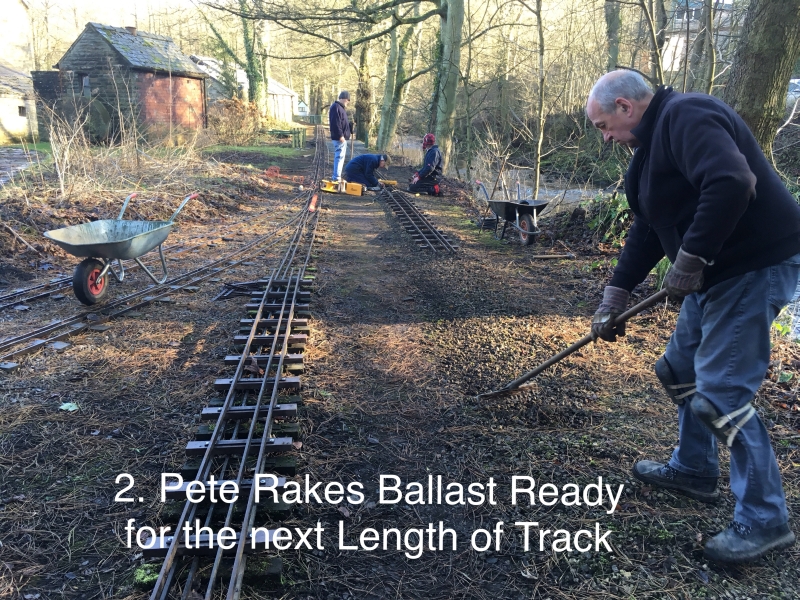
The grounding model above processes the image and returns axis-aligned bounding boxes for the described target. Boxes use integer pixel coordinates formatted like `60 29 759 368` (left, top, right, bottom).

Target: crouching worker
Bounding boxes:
587 69 800 564
344 154 388 191
408 133 443 196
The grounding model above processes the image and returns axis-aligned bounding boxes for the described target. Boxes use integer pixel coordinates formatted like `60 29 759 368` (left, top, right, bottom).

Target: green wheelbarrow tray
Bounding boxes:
44 192 198 304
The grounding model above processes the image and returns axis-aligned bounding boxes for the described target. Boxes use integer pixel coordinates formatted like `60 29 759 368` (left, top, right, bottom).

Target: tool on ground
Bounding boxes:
44 192 198 305
320 179 363 196
477 289 669 399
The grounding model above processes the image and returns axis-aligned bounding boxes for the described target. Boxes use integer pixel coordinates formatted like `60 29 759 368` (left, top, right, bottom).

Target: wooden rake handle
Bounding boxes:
477 289 668 399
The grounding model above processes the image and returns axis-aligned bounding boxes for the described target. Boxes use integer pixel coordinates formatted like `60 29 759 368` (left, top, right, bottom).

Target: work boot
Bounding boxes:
704 521 795 563
632 460 719 503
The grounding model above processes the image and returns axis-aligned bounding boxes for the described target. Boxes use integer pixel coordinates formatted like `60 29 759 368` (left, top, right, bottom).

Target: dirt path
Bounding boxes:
274 184 800 599
1 143 798 599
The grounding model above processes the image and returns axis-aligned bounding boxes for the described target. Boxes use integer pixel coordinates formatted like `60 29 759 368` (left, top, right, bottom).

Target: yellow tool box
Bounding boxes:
320 180 363 196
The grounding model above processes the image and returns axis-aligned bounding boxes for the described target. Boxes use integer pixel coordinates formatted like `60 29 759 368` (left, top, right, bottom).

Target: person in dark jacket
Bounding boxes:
587 70 800 564
408 133 443 195
328 91 351 181
344 154 388 190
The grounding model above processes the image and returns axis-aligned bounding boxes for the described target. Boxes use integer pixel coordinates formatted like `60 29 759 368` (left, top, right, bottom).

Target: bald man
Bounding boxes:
586 70 800 563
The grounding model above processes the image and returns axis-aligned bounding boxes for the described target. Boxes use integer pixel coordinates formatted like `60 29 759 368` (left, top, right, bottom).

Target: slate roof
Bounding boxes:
0 62 33 97
85 23 206 78
267 78 297 97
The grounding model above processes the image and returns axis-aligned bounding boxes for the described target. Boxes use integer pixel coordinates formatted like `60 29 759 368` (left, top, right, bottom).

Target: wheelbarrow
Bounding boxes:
475 181 549 246
44 192 198 305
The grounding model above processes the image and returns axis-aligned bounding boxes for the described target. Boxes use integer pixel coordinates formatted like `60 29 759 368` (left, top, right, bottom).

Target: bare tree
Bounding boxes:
722 0 800 154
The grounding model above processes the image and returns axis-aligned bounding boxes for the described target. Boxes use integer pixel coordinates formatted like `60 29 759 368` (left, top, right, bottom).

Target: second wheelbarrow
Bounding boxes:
44 192 198 305
475 181 549 246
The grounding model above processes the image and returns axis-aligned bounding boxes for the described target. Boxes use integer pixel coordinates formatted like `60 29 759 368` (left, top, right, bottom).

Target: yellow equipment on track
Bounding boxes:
320 180 363 196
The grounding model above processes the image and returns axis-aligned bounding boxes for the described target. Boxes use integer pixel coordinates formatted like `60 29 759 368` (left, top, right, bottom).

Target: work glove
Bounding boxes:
592 286 630 342
665 247 708 300
411 172 420 185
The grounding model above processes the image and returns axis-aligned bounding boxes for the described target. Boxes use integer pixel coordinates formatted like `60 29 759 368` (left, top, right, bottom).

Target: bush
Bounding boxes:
207 99 261 145
584 191 631 244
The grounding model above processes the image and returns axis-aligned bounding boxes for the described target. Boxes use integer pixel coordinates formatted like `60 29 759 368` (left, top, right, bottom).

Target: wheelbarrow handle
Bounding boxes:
117 193 139 220
169 193 199 222
478 289 669 399
475 180 491 203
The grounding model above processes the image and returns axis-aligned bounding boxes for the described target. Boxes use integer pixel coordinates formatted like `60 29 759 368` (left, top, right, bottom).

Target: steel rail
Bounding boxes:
149 125 324 600
380 187 457 252
0 202 286 310
0 211 306 361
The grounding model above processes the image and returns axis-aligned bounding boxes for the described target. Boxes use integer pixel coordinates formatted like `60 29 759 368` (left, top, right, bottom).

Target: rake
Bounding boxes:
477 289 668 399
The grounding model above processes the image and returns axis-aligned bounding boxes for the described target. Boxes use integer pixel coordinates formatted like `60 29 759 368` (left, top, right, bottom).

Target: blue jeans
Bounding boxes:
665 253 800 528
332 140 347 181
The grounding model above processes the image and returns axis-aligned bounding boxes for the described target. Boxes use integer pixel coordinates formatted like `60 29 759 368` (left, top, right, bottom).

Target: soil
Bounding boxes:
1 143 799 599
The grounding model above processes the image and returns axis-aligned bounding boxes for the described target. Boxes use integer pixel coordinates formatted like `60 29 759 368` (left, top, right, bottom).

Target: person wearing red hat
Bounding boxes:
409 133 443 196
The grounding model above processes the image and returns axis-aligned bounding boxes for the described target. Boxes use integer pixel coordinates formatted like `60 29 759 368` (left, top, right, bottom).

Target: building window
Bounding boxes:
82 75 91 98
18 106 26 117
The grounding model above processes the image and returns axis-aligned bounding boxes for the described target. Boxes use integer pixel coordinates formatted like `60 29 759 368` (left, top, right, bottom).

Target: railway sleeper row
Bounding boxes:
149 272 312 586
146 125 324 597
381 190 458 252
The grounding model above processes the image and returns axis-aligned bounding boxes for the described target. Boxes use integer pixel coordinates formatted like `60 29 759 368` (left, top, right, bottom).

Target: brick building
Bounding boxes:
33 23 207 141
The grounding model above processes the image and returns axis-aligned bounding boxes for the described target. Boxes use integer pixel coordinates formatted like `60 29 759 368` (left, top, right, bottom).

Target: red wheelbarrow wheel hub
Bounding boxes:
87 269 105 294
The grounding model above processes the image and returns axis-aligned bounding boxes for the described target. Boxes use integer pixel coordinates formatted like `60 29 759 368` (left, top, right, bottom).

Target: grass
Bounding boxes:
2 142 52 153
203 145 306 159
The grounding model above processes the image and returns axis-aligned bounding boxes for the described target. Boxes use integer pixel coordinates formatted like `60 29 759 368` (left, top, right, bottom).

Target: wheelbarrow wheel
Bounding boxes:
519 214 536 246
73 258 109 305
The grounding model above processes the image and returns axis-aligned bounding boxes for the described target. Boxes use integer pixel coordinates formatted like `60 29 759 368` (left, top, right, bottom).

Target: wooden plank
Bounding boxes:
213 377 301 391
185 436 293 456
200 403 298 420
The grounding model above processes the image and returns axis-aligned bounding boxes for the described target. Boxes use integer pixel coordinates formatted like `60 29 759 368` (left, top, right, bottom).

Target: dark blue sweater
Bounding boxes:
328 101 351 141
609 86 800 292
418 145 443 181
344 154 383 186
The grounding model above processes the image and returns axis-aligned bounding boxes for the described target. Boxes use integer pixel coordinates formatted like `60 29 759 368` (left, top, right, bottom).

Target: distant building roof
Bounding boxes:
0 62 33 97
267 78 297 97
60 23 206 78
189 55 248 87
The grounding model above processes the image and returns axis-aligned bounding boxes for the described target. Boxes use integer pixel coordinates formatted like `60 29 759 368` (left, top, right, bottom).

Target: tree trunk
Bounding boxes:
428 31 444 134
376 29 399 151
434 0 465 172
703 0 715 94
532 0 545 201
355 44 371 145
640 0 664 84
686 6 707 92
240 0 266 115
722 0 800 154
604 0 621 72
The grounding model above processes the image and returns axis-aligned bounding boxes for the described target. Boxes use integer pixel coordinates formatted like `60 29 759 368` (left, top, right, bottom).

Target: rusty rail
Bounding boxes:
378 187 458 253
147 125 325 600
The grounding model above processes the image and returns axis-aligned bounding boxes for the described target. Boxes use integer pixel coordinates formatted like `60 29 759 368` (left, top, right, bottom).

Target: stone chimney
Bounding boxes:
125 26 137 36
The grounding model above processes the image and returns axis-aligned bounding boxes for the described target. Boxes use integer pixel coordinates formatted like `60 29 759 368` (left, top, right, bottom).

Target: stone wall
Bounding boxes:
135 72 205 134
0 95 36 143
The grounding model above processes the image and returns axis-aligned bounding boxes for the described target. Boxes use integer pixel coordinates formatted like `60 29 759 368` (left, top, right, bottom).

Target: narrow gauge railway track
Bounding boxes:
147 125 326 599
0 198 299 312
378 187 458 252
0 128 326 367
0 213 302 365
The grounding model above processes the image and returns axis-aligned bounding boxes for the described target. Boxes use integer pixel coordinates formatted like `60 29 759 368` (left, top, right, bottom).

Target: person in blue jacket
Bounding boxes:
408 133 443 195
328 91 351 181
344 154 388 190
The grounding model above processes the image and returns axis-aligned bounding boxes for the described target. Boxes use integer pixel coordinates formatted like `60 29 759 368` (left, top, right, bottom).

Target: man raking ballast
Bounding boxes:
586 70 800 563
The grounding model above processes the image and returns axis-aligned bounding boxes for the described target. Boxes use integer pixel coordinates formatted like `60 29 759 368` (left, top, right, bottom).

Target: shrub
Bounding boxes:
207 99 261 145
